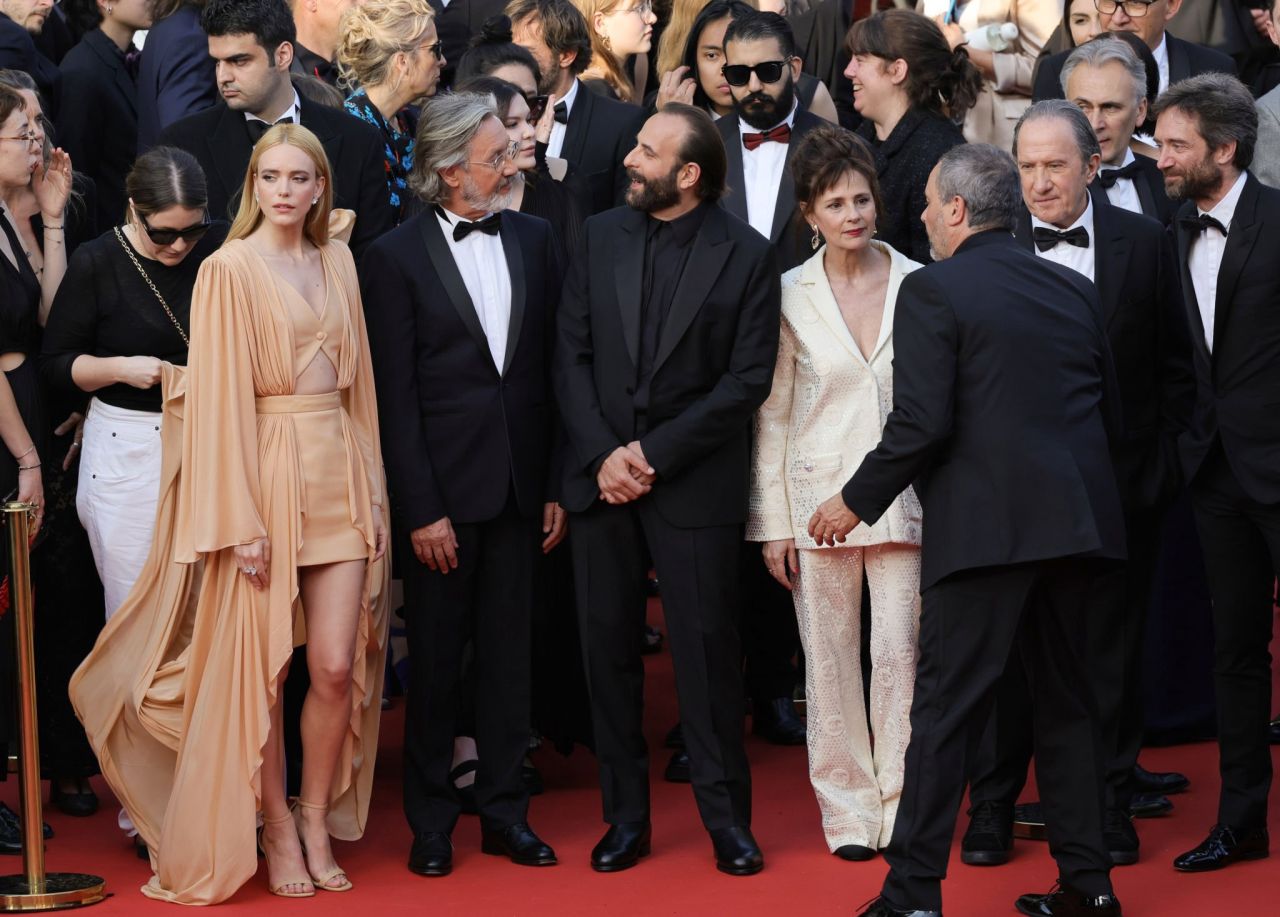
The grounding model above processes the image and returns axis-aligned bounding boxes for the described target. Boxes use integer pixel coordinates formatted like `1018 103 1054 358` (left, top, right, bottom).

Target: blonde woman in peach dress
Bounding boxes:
70 123 389 905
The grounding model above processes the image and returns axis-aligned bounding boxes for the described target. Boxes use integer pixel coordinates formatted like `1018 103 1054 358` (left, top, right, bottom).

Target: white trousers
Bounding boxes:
792 544 922 850
76 398 163 621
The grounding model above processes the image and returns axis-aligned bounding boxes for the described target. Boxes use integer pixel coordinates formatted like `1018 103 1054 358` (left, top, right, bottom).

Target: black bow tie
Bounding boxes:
1097 160 1143 189
1032 225 1090 252
451 212 502 242
1181 213 1227 236
553 101 568 124
246 115 294 143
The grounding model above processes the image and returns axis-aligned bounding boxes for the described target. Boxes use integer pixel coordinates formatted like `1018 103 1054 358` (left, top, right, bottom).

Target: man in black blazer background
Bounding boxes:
1063 37 1174 224
1154 73 1280 874
136 0 218 154
717 11 823 273
959 101 1195 875
0 0 60 112
508 0 641 213
157 0 393 257
812 143 1127 917
1034 0 1236 103
555 104 779 877
362 91 564 878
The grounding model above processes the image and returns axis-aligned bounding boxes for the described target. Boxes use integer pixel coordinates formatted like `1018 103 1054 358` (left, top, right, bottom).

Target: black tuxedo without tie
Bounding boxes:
555 81 643 215
555 204 780 831
362 208 561 836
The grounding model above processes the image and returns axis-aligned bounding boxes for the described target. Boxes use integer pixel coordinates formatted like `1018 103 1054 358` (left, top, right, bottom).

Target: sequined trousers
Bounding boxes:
793 544 922 850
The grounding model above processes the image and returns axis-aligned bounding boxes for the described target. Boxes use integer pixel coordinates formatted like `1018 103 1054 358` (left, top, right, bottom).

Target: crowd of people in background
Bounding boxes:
0 0 1276 914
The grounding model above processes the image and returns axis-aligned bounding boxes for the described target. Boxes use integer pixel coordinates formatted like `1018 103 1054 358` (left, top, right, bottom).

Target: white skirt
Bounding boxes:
77 397 163 621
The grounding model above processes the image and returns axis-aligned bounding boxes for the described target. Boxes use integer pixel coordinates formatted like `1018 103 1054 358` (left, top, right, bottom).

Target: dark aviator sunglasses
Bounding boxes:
721 58 793 88
140 214 212 246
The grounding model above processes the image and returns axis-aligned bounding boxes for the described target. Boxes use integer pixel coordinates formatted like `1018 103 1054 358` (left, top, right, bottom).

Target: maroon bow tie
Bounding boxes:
742 124 791 151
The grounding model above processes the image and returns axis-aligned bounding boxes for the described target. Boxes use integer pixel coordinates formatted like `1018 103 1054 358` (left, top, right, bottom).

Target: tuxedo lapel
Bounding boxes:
720 119 749 224
803 250 861 363
87 31 136 117
1090 201 1130 330
1173 199 1211 363
1134 166 1158 220
653 209 734 372
1213 177 1262 351
416 214 500 376
561 81 590 165
769 136 800 242
206 105 254 218
499 219 527 374
614 209 644 369
1167 37 1191 84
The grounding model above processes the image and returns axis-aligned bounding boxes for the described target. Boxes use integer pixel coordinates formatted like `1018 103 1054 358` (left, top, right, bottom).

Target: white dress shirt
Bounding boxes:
1031 196 1096 283
1102 149 1143 215
546 78 580 160
738 102 797 240
1153 35 1170 94
435 207 514 373
245 90 301 130
1188 170 1247 354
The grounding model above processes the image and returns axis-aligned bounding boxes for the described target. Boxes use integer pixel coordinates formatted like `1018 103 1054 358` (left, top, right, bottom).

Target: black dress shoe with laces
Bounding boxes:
408 832 453 876
751 697 807 746
480 822 557 866
590 822 651 872
1104 808 1139 866
854 898 941 916
1126 792 1172 818
664 749 691 783
1131 763 1188 795
834 844 877 861
0 802 52 855
961 800 1013 865
1015 882 1122 916
709 826 763 875
1173 824 1268 872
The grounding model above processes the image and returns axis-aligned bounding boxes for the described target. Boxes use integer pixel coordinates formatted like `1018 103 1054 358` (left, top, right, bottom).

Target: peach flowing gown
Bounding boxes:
69 238 390 905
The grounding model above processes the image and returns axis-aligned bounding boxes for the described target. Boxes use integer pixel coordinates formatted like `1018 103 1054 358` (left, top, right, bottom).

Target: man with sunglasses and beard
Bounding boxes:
716 10 824 272
555 104 780 876
362 91 566 878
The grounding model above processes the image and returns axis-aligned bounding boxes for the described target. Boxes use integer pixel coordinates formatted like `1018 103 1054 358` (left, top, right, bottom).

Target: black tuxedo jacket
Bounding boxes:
1090 154 1173 226
428 0 505 88
560 80 643 215
0 13 60 116
1015 197 1194 512
1174 174 1280 503
158 99 394 258
56 30 137 231
1034 34 1236 102
718 108 825 272
842 230 1127 589
136 6 218 154
361 209 561 530
555 204 781 526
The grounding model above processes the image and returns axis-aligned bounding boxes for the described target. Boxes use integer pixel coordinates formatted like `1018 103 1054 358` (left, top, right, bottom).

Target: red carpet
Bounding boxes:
7 598 1279 915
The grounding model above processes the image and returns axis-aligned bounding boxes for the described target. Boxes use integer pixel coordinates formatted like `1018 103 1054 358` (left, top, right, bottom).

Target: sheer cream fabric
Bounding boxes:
70 239 389 905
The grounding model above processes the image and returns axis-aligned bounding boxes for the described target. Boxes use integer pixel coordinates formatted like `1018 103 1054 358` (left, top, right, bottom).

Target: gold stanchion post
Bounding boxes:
0 502 105 911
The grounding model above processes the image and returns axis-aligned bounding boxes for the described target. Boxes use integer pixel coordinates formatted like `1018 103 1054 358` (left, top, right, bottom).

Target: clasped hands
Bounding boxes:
806 493 860 547
597 441 655 505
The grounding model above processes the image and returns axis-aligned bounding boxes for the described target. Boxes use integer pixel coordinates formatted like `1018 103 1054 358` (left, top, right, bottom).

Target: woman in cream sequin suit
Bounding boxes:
747 126 923 858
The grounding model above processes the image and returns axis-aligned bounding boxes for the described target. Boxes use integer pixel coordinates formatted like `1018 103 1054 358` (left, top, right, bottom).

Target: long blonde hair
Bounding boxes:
656 0 709 78
227 123 334 248
574 0 637 102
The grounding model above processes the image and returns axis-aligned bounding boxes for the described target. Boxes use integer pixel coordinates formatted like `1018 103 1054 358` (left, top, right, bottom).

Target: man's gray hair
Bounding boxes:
1060 37 1147 109
935 144 1021 233
408 92 499 205
1012 99 1102 165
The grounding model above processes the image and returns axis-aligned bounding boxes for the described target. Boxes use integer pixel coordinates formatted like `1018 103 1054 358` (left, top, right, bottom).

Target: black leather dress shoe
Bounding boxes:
664 749 691 783
590 822 651 872
480 822 557 866
408 832 453 876
1104 808 1138 866
0 802 52 855
1131 763 1188 795
1015 883 1122 916
961 800 1013 865
1126 792 1172 818
1173 824 1269 872
709 826 763 875
49 782 99 817
664 722 685 749
834 844 877 861
751 697 807 746
854 898 941 917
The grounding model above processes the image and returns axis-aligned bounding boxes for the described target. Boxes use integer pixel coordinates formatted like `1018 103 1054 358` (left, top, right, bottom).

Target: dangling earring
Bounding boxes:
810 224 821 251
602 32 613 52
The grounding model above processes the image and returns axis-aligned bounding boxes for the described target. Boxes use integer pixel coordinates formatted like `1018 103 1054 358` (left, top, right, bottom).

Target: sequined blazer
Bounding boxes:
748 241 923 549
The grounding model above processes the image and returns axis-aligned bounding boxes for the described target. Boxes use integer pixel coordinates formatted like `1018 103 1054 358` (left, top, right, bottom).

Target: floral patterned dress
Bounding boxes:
343 87 415 225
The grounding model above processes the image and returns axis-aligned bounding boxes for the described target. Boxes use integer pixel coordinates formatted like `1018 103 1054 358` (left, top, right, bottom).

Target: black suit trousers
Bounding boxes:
968 511 1164 811
401 495 537 835
570 499 752 830
881 559 1114 912
1189 444 1280 831
740 552 801 703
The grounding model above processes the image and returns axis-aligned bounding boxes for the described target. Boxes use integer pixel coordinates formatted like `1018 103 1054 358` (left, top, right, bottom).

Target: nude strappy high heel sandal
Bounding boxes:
293 800 353 892
258 811 316 898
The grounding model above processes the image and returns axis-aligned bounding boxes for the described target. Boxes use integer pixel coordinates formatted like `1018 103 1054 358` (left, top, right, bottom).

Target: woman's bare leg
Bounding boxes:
259 659 312 894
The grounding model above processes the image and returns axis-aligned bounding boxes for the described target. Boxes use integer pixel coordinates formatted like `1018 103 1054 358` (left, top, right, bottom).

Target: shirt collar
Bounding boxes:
1111 148 1136 170
738 99 798 136
435 204 496 229
245 89 302 126
560 79 581 117
1030 194 1094 243
648 201 710 247
1198 170 1248 232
